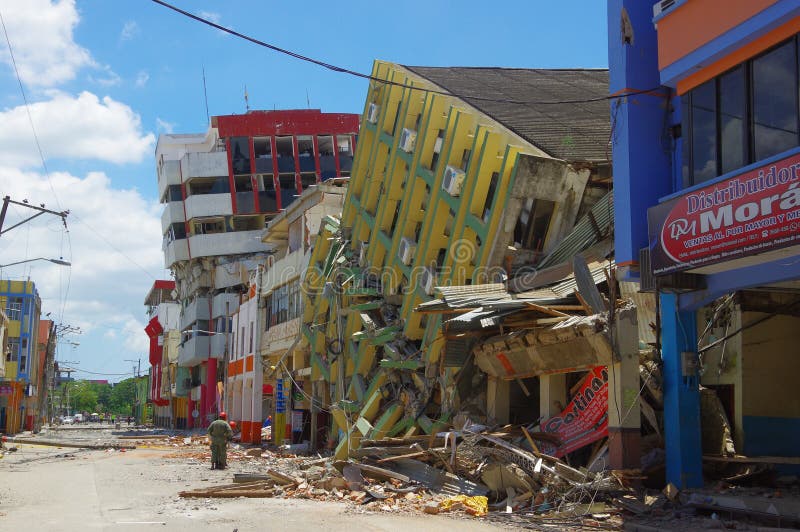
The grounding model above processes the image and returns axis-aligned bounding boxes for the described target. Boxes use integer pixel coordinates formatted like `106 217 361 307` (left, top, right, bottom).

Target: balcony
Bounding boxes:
212 292 240 318
185 193 232 220
210 333 227 359
164 238 189 268
160 201 185 233
157 160 181 200
177 334 210 367
180 296 211 331
188 230 266 259
180 151 228 180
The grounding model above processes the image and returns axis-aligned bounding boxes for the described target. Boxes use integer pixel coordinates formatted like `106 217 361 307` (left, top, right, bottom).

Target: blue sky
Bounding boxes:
0 0 608 381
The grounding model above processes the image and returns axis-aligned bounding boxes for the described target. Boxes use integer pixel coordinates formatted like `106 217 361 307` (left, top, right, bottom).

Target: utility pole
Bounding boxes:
0 196 69 236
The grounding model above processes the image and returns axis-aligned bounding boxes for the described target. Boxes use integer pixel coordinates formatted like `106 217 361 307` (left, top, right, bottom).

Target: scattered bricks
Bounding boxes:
349 491 368 503
304 465 326 481
422 501 439 515
245 449 263 457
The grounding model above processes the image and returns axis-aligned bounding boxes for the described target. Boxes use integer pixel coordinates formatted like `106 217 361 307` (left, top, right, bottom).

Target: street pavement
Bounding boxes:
0 426 510 531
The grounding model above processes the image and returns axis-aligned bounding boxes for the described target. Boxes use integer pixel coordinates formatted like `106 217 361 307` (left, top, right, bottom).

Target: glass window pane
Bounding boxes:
318 135 336 180
691 80 717 184
231 137 251 174
297 136 315 172
719 67 746 174
279 174 297 209
753 41 798 161
276 136 295 172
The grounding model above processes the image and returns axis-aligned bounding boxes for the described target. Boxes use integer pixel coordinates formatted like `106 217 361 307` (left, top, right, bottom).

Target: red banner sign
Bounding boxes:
540 366 608 457
648 153 800 275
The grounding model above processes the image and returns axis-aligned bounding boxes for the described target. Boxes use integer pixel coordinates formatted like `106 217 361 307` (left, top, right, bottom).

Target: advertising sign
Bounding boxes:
540 366 608 458
275 379 286 414
648 153 800 275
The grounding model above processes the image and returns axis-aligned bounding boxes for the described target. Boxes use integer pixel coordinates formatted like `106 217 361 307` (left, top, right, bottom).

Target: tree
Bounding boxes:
64 381 98 413
110 378 136 415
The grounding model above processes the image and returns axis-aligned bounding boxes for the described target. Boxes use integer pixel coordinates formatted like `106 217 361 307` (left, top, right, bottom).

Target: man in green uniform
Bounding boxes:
207 412 233 470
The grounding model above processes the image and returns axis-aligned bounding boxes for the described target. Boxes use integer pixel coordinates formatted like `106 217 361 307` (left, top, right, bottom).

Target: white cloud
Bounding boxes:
0 91 155 167
90 65 122 87
120 20 139 41
0 0 94 88
198 11 221 24
156 117 174 134
0 166 166 371
135 70 149 88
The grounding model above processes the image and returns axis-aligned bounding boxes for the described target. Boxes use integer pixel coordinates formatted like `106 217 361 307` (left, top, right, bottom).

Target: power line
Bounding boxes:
149 0 662 106
70 213 157 280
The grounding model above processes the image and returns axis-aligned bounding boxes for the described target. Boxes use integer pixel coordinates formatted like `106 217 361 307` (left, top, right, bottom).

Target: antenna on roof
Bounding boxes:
306 88 311 109
202 67 210 125
244 85 250 113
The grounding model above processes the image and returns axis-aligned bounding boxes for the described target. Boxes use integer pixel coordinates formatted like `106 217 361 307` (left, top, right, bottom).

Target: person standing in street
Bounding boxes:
207 412 233 470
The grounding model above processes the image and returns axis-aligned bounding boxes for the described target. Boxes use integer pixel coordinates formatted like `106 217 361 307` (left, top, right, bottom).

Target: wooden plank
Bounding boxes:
521 426 541 454
524 303 569 317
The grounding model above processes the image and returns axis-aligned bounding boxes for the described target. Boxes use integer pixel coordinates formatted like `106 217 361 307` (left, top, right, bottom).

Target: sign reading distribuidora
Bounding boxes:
648 152 800 275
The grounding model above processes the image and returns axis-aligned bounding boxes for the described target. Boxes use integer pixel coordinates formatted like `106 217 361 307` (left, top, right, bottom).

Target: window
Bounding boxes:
19 354 27 373
279 174 297 209
6 338 19 361
257 174 277 212
186 177 229 195
5 298 22 321
193 219 225 235
231 137 251 174
249 322 254 353
752 41 798 160
430 129 444 171
337 135 354 173
482 172 500 223
276 136 295 172
254 136 273 173
514 198 555 250
168 185 182 202
682 36 800 185
265 280 301 330
318 135 336 180
297 136 316 172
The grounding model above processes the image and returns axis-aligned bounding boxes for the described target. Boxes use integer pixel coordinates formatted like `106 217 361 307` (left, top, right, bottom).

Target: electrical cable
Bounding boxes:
149 0 662 107
70 213 157 280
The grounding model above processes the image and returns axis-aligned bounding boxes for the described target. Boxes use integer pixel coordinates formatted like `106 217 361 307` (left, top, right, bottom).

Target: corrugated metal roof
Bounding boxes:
403 67 611 162
537 190 614 269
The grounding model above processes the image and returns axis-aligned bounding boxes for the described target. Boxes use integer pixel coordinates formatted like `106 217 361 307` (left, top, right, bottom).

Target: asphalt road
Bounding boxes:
0 428 511 532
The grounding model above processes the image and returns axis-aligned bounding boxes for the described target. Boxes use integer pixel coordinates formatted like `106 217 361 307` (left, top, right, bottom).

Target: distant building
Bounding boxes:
0 280 42 433
155 109 359 428
144 280 180 428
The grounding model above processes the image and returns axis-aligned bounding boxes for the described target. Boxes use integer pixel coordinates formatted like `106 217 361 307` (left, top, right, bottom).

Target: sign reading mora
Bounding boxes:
648 152 800 275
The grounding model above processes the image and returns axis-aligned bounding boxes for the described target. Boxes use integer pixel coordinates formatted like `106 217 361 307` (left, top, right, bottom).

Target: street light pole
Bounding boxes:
0 258 71 268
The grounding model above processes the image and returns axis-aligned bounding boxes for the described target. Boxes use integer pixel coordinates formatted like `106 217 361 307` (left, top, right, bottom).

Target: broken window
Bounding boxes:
232 216 260 231
297 136 316 172
514 198 555 250
301 173 317 190
256 174 277 212
234 175 253 192
168 185 182 202
444 208 456 238
276 136 295 172
430 129 444 171
168 222 186 242
318 135 336 180
253 136 273 173
337 135 353 174
279 174 298 209
186 177 229 195
461 148 471 171
389 201 401 236
230 136 251 174
482 172 500 223
193 218 225 235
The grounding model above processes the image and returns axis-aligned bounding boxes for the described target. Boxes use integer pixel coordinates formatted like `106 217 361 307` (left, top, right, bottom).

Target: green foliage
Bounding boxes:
110 378 137 415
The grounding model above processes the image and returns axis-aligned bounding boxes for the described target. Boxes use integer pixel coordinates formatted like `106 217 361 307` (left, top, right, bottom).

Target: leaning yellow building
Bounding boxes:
300 61 612 457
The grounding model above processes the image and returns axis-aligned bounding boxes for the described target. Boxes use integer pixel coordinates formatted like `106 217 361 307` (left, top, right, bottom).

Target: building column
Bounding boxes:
487 377 510 425
205 359 217 428
608 305 641 470
661 293 703 488
251 355 263 444
539 374 567 421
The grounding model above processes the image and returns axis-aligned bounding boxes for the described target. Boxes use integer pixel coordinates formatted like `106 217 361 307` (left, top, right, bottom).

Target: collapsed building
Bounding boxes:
288 62 646 468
